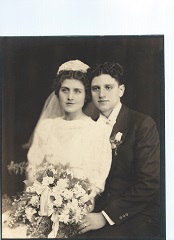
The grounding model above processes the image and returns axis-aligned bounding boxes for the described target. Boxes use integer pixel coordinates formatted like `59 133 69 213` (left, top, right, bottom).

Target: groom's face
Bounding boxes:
91 74 125 117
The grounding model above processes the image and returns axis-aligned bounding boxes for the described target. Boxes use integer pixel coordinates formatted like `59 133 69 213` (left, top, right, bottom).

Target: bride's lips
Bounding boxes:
66 102 75 105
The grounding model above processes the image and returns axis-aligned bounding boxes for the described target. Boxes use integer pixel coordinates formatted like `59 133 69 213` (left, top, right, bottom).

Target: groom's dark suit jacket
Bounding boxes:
95 104 160 226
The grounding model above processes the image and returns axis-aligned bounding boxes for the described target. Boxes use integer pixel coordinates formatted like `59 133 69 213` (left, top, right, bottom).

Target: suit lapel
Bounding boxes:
105 105 129 182
110 104 129 143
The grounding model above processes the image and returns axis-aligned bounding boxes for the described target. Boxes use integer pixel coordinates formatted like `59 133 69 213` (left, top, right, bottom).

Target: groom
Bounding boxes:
78 62 160 237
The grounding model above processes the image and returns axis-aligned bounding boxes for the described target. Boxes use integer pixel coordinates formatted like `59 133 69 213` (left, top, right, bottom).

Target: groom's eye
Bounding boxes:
91 86 100 92
105 85 113 90
74 89 82 94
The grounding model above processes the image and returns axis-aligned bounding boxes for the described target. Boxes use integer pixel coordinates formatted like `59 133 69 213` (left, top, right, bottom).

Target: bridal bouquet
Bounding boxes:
7 160 93 238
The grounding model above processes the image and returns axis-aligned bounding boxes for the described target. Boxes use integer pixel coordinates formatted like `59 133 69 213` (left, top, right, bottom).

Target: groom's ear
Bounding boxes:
119 84 125 97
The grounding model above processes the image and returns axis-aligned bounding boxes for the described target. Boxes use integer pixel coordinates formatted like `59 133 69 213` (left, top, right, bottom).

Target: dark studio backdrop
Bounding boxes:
1 36 164 205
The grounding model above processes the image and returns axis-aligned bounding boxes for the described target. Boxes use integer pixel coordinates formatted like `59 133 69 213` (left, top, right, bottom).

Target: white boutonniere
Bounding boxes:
110 132 123 156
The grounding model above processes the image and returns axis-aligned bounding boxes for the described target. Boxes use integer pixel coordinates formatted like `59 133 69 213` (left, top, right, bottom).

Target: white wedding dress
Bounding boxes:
27 116 112 192
2 212 29 238
2 117 112 238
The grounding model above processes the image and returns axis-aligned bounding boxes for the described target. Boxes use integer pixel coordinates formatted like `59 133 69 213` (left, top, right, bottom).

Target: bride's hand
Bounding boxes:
77 212 106 234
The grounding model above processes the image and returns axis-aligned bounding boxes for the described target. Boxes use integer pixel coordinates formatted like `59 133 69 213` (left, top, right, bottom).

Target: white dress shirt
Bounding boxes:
97 102 122 136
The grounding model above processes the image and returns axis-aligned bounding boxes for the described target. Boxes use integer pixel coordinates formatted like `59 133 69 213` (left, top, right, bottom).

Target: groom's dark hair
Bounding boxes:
87 62 125 85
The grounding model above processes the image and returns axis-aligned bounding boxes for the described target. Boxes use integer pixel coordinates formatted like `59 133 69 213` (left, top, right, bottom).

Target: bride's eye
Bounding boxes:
61 87 69 93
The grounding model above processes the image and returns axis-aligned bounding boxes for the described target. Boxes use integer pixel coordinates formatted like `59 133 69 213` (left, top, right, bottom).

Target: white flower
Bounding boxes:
52 185 64 195
81 193 90 203
25 207 37 222
30 195 40 207
66 202 73 210
56 179 68 189
42 176 54 186
115 132 123 142
53 195 63 207
61 189 73 200
26 180 42 193
110 132 123 155
73 183 86 197
59 209 70 223
72 207 84 222
71 199 79 208
65 199 79 211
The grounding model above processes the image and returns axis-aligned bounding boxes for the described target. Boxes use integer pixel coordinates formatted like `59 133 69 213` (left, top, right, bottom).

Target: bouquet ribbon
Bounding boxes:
48 212 59 238
34 181 59 237
40 188 52 216
34 181 53 216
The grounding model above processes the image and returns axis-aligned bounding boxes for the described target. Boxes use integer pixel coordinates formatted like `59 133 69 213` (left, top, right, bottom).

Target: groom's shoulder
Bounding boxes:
126 105 156 127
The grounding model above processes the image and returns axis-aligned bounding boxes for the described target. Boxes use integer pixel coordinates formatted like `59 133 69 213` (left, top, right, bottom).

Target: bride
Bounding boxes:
2 60 112 238
27 60 111 191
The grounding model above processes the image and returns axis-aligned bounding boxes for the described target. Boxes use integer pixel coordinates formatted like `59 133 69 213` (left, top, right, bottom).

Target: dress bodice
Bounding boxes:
27 117 112 192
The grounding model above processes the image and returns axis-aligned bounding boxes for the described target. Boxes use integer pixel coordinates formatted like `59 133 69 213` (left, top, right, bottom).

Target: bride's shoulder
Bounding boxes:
35 118 60 133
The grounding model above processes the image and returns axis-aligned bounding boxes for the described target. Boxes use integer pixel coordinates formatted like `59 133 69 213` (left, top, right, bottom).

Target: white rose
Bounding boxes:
71 198 79 208
57 179 68 189
54 195 63 206
25 207 37 222
30 195 40 207
73 184 86 198
115 132 123 142
59 208 70 223
42 176 54 186
52 185 64 195
61 189 73 200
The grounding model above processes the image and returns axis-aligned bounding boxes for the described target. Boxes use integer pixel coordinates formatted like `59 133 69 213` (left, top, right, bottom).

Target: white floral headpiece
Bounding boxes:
57 60 89 74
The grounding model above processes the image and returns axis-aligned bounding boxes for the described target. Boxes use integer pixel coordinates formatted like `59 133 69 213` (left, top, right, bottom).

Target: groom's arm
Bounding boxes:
102 116 160 225
78 116 160 233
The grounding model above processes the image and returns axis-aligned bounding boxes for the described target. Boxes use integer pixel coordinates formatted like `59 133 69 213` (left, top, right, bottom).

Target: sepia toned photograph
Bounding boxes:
1 36 165 239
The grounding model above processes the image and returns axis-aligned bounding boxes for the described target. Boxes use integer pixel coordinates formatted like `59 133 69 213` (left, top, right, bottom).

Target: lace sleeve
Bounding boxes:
27 119 53 181
90 123 112 193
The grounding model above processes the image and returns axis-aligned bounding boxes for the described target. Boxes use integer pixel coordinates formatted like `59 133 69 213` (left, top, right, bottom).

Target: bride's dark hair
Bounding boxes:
52 70 91 108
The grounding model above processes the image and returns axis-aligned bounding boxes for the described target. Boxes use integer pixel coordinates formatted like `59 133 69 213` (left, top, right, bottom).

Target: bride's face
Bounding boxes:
59 79 86 115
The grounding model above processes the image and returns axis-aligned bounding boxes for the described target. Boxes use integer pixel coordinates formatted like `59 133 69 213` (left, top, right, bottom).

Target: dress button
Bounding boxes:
122 214 125 218
119 216 122 220
125 213 128 216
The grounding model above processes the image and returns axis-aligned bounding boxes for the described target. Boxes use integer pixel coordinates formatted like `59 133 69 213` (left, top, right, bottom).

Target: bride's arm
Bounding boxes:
27 119 52 182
